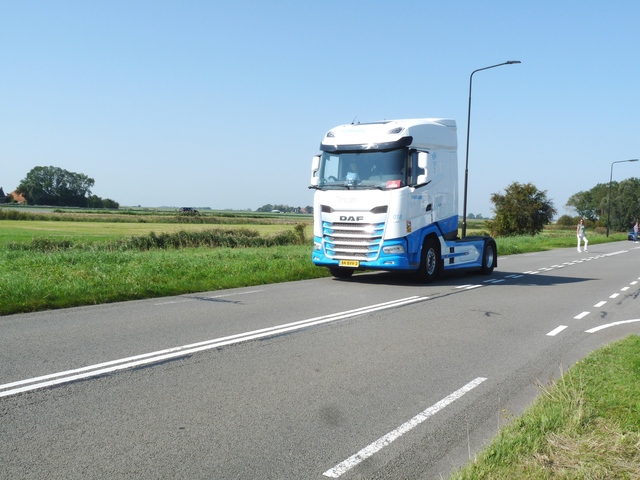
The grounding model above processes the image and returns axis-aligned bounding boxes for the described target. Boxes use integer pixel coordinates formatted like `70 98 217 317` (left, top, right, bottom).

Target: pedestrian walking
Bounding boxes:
634 221 639 243
577 219 588 252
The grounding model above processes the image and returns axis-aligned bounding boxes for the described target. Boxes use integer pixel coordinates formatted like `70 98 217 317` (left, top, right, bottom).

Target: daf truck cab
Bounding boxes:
309 118 496 281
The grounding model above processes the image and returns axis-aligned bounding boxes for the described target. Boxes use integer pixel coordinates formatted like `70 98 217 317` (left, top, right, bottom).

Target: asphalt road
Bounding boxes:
1 241 639 479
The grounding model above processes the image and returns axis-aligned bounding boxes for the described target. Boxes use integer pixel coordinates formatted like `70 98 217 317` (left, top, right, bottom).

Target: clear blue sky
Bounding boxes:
2 1 639 216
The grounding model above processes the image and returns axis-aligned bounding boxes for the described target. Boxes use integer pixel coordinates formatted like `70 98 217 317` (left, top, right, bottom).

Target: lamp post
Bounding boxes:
461 61 521 238
606 158 639 237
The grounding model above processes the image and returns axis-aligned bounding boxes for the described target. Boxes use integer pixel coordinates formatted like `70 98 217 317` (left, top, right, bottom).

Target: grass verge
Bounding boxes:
0 220 632 316
0 244 327 315
450 335 640 479
0 225 319 315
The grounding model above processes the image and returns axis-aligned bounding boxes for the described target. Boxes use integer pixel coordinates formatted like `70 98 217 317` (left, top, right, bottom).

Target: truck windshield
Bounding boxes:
318 149 407 190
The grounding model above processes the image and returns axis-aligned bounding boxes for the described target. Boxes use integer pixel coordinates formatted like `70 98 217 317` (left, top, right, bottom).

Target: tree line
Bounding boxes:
487 178 640 237
14 166 120 209
257 177 639 238
255 204 314 214
8 166 638 236
565 178 640 232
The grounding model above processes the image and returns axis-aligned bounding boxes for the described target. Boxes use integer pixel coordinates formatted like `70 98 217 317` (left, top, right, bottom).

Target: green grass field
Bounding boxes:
0 215 629 315
0 244 325 314
0 217 315 315
0 219 299 246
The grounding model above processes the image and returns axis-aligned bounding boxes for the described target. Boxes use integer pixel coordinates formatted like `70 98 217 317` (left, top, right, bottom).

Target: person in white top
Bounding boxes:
577 219 588 252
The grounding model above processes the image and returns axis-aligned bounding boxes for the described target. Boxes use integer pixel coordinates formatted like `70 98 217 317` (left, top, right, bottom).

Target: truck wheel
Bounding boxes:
328 267 354 278
481 240 496 274
416 238 439 283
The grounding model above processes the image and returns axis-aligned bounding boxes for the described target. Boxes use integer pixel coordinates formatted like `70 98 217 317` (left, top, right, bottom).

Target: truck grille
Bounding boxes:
322 221 385 260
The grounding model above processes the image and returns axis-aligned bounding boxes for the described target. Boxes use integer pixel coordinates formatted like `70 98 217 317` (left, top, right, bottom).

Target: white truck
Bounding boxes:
309 118 496 282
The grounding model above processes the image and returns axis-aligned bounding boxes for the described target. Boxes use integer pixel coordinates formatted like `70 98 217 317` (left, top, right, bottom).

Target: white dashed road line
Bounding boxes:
547 325 568 336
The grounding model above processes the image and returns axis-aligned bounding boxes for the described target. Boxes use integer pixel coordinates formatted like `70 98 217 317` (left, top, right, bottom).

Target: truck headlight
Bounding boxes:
383 245 405 254
314 241 323 250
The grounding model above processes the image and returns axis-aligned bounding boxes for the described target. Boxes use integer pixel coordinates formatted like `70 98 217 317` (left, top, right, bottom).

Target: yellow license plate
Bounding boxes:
339 260 360 268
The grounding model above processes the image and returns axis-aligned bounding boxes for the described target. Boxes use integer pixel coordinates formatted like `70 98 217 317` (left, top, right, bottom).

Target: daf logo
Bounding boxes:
340 216 364 222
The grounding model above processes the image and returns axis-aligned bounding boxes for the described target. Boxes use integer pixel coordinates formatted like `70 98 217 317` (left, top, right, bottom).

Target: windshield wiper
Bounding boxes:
412 179 432 189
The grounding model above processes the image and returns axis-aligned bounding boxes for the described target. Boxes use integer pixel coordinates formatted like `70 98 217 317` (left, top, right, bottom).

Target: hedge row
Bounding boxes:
5 226 307 252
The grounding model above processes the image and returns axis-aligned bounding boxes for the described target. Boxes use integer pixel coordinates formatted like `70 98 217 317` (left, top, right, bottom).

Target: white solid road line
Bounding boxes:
0 296 428 398
585 319 640 333
323 377 487 478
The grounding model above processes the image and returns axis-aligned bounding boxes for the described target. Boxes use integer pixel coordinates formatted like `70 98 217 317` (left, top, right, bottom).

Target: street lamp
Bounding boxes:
461 60 521 238
606 158 639 237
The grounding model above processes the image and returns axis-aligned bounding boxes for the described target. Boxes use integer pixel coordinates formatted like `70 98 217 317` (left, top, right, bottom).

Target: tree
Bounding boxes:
102 198 120 209
256 204 274 213
87 195 102 208
17 166 95 207
556 214 578 227
613 178 640 231
566 191 596 221
87 195 120 209
487 182 556 236
565 178 640 232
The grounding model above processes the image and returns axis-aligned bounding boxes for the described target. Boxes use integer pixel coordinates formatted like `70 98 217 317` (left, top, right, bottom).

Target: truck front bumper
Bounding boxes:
312 237 417 271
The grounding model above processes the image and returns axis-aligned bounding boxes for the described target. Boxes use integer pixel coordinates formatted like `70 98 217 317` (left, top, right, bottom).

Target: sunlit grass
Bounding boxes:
496 232 629 255
0 217 633 316
450 336 640 479
0 244 326 315
461 219 629 255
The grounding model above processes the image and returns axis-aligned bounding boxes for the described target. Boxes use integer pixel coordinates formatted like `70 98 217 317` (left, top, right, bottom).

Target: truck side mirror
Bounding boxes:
310 155 321 186
416 152 428 185
417 152 428 169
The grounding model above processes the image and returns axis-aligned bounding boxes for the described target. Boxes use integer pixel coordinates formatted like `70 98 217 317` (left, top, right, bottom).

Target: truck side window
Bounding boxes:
322 155 340 182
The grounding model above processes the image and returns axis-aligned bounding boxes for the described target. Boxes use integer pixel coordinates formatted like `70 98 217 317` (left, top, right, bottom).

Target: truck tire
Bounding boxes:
416 238 440 283
481 240 496 274
328 267 354 278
